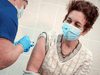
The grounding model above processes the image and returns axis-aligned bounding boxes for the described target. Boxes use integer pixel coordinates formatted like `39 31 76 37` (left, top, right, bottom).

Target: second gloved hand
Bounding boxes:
15 35 34 52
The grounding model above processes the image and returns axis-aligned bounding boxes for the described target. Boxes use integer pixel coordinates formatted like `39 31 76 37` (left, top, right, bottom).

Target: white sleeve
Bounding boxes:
74 52 93 75
37 32 47 41
23 71 38 75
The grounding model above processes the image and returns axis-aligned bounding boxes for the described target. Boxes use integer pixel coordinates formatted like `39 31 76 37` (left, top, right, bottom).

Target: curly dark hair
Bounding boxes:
63 0 99 32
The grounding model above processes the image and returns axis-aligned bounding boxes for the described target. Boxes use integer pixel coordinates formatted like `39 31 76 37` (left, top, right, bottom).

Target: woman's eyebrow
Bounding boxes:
67 17 82 26
67 17 71 20
76 21 82 26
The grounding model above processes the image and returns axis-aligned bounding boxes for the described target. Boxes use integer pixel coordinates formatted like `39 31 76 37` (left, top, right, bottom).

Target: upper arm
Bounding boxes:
0 11 15 66
0 37 13 69
27 37 46 72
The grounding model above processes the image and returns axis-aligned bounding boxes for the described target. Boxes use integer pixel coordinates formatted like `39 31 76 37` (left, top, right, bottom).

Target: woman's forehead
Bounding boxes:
68 10 86 26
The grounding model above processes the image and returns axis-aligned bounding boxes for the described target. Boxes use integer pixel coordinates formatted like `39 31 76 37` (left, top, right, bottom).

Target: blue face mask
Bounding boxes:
15 5 24 19
62 22 82 41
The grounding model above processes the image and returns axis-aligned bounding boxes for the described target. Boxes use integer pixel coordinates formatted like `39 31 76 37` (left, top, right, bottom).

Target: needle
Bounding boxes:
32 42 34 44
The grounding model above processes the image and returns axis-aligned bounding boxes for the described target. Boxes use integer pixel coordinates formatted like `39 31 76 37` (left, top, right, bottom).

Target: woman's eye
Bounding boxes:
67 20 71 23
75 24 80 27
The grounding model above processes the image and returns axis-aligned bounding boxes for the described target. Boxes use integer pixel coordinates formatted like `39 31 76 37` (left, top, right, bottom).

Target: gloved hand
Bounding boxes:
14 35 34 52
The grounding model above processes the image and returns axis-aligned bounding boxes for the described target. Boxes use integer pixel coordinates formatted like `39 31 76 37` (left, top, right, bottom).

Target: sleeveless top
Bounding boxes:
38 31 93 75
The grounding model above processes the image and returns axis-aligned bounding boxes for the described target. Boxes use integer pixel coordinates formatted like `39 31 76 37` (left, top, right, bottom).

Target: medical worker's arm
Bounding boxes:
0 37 23 70
26 37 46 75
0 35 34 70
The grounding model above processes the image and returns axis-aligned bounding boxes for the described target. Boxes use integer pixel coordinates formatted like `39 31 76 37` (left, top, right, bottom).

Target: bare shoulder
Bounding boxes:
33 36 45 54
37 36 45 45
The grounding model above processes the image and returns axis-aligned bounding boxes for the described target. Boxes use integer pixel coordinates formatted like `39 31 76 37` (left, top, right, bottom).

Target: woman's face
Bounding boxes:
65 10 88 36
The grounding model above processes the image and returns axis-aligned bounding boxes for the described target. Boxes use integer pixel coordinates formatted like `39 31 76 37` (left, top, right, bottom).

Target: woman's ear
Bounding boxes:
82 28 91 36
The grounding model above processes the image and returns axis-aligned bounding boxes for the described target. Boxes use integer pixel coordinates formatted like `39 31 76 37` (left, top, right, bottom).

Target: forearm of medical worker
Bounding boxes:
0 35 34 70
0 39 24 70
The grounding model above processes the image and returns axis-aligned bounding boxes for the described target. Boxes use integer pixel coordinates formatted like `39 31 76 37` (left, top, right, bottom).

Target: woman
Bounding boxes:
24 0 99 75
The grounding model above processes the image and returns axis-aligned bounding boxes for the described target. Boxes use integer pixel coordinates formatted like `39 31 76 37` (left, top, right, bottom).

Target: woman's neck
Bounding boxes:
62 36 79 51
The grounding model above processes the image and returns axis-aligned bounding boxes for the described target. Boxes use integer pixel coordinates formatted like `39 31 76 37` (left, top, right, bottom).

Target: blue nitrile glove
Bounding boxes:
24 43 34 52
14 41 18 46
14 35 34 52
